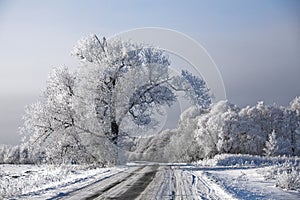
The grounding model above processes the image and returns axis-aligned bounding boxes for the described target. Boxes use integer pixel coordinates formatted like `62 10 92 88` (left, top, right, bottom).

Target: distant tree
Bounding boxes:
21 35 211 164
264 130 278 156
195 101 240 158
290 96 300 114
289 96 300 155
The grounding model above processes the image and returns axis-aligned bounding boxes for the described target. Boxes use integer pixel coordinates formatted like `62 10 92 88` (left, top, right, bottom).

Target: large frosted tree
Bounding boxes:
21 35 211 164
71 35 211 145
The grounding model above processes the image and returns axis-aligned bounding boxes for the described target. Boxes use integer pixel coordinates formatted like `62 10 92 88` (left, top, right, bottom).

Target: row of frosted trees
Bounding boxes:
130 97 300 162
2 97 299 164
195 98 300 159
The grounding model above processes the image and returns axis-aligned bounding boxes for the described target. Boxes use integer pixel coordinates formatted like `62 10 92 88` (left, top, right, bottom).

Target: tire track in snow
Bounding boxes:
84 167 144 200
110 165 158 200
61 165 159 200
60 166 145 200
137 165 235 200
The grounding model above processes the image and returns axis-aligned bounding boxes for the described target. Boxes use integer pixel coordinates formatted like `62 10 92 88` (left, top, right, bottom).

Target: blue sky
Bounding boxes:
0 0 300 144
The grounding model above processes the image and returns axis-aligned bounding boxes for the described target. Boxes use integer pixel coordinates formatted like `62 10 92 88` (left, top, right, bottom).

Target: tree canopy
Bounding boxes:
20 35 211 165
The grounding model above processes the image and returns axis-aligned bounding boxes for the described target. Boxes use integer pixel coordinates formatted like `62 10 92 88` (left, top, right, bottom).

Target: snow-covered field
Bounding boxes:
1 154 300 199
0 164 127 199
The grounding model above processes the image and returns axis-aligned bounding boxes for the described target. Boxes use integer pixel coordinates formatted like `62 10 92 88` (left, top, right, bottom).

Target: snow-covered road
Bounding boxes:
58 163 234 200
2 160 299 199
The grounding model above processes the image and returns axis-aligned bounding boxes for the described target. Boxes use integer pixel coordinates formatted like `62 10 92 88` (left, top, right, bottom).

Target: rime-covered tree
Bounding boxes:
71 35 211 145
21 67 115 165
21 35 211 164
264 130 278 156
290 96 300 114
289 96 300 155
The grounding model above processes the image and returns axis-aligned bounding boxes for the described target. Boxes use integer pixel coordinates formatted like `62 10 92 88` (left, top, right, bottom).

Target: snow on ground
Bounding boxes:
201 167 300 200
0 164 127 199
1 154 300 199
195 154 300 199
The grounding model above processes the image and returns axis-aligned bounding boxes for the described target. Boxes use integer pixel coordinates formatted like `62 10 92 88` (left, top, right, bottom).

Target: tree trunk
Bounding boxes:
111 120 119 145
111 119 121 165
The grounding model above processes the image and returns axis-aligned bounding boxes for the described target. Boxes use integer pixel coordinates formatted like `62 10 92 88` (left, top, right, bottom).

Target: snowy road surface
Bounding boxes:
58 163 235 200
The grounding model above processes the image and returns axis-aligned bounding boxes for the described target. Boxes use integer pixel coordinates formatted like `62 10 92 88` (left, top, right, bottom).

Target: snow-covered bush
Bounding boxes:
197 153 299 167
275 167 300 190
263 160 300 191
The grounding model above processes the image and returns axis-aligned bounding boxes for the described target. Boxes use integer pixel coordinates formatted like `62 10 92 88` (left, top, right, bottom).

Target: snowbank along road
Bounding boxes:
58 162 234 200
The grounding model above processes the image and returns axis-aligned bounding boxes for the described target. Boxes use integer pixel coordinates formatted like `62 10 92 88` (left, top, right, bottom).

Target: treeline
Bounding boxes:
1 97 299 165
0 145 32 164
0 142 116 166
195 98 300 158
129 97 300 162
